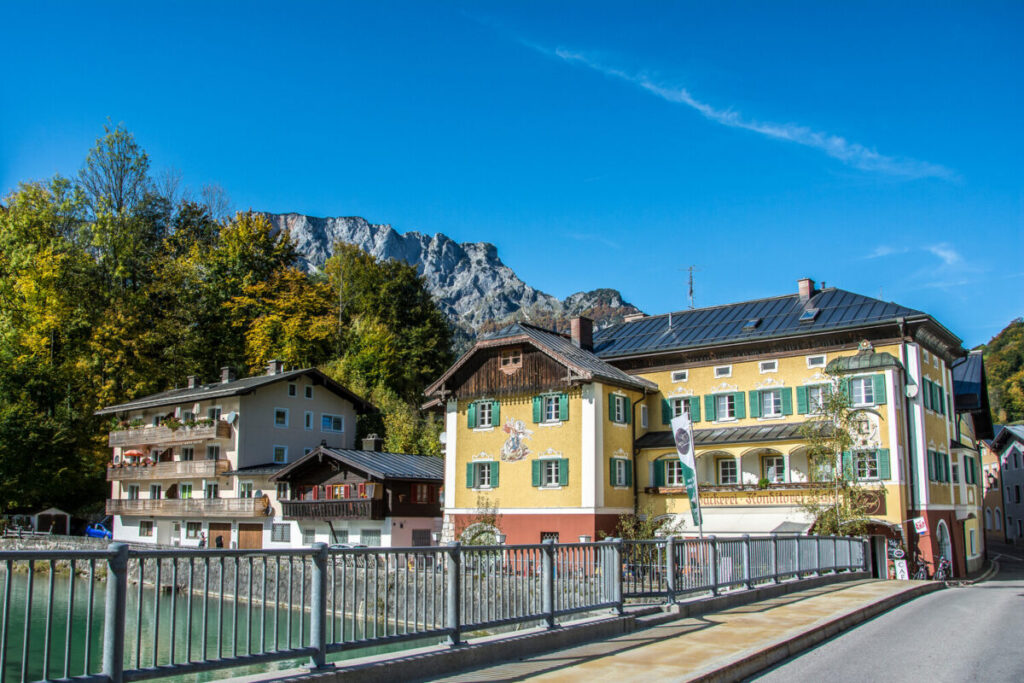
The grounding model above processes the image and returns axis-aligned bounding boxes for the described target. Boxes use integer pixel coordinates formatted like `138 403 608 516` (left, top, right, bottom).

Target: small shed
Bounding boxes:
32 508 70 535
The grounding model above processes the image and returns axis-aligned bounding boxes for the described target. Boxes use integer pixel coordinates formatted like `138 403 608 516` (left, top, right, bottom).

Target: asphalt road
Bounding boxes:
750 542 1024 683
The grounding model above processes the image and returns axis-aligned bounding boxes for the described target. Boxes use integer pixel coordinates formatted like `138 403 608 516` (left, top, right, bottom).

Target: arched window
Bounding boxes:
935 519 952 566
985 508 992 530
996 509 1002 531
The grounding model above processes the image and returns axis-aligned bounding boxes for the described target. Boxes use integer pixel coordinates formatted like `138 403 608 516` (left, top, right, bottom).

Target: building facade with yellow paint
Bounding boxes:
426 279 992 577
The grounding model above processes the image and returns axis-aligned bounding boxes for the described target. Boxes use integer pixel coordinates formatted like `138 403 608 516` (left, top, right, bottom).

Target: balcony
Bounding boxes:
107 496 269 518
280 499 385 521
107 459 232 481
108 421 231 448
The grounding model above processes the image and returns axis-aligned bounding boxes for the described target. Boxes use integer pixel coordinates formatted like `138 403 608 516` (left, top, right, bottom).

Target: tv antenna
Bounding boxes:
679 265 698 310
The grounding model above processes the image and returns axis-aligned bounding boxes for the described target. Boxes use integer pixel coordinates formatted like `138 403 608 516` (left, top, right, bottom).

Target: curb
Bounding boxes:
960 559 998 585
691 581 943 682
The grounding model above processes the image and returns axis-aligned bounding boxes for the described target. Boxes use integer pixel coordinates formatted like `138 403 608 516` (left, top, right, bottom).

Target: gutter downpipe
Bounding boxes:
898 317 919 527
631 392 649 515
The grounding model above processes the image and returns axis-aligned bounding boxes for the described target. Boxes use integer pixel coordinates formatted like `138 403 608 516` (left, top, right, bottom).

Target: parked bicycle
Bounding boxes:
911 555 952 581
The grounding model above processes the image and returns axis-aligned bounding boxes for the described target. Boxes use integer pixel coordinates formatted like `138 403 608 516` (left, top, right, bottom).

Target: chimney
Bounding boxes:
187 375 198 389
362 434 384 452
797 278 816 303
570 316 593 351
220 366 236 384
266 359 284 376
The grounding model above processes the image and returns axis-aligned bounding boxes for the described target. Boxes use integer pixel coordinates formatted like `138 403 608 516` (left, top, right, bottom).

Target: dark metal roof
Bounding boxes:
951 350 994 439
992 425 1024 453
636 422 812 449
593 288 931 359
224 462 287 476
826 350 904 374
96 368 374 415
271 447 444 482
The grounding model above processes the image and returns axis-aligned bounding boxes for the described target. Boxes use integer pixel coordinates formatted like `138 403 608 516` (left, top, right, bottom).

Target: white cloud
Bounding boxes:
545 47 954 181
925 243 962 267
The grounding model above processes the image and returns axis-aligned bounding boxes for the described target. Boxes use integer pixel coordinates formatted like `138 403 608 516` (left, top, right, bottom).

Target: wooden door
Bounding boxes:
237 523 264 550
208 522 231 549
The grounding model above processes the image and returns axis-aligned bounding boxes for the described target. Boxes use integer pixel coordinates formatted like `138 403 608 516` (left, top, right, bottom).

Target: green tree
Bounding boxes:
984 318 1024 424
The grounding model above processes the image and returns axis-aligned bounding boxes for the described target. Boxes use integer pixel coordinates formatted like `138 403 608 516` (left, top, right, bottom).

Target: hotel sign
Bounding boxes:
693 489 811 507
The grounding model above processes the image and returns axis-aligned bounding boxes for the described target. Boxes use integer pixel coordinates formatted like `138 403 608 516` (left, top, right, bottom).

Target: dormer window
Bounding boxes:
500 347 522 374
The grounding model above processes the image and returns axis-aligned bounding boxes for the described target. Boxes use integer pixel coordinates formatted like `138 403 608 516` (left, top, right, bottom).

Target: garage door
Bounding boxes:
238 523 264 550
208 523 231 549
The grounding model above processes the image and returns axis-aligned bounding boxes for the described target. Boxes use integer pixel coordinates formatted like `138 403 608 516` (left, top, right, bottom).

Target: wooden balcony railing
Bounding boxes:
107 459 231 481
280 499 385 521
106 496 269 518
108 420 231 447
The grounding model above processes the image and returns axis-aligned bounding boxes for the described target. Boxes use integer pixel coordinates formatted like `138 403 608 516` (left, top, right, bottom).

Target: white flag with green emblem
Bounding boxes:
670 412 702 527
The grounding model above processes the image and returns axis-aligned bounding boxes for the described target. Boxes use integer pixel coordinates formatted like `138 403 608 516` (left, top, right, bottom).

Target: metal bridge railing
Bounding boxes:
0 534 867 682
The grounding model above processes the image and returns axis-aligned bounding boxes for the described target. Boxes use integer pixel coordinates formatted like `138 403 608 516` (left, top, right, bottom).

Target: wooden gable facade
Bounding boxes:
443 342 573 400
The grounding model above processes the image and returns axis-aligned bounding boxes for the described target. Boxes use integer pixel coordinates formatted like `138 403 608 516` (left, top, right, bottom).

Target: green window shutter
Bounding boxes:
466 463 475 488
625 400 632 425
944 454 951 482
689 397 701 422
748 391 761 418
559 393 569 421
531 460 541 487
625 461 633 487
922 380 931 410
926 451 934 481
609 395 617 422
872 374 886 405
609 458 617 486
467 402 477 429
654 460 666 487
734 392 746 419
490 462 499 488
842 451 854 480
492 401 500 425
937 387 945 415
558 459 569 486
532 396 542 423
704 394 716 421
841 379 851 402
661 399 672 425
877 448 891 480
796 386 809 414
781 387 794 415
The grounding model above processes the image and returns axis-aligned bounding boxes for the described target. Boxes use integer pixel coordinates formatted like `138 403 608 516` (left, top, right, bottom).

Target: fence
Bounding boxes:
0 534 867 683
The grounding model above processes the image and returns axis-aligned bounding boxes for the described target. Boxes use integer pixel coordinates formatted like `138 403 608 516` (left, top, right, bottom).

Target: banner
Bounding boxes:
670 413 702 527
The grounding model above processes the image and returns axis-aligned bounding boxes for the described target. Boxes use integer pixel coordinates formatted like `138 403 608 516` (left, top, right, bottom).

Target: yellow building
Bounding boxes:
426 279 991 577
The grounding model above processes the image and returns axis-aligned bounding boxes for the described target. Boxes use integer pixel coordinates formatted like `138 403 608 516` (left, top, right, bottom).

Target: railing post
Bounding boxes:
771 533 780 584
101 543 129 683
446 542 462 646
795 537 802 577
742 534 752 589
665 537 676 604
611 538 624 615
709 535 719 596
814 536 822 576
833 536 839 574
309 543 329 669
542 539 557 629
863 538 870 573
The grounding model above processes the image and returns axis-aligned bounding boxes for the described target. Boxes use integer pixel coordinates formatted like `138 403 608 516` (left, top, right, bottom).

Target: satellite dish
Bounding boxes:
225 411 238 424
905 385 919 399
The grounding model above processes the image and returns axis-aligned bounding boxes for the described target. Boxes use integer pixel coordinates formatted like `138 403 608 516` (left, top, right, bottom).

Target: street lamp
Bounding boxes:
495 533 507 545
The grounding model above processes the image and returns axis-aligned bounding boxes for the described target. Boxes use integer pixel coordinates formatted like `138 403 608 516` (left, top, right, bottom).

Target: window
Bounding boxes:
276 482 289 500
207 407 222 421
239 482 254 499
274 408 289 427
807 386 826 413
126 485 140 500
671 370 688 383
500 347 522 371
763 455 785 483
744 318 760 330
302 528 316 545
180 447 194 461
304 411 313 430
478 401 493 427
922 349 930 364
1016 486 1022 505
666 460 683 486
332 530 350 544
139 521 153 537
272 524 290 543
855 451 879 480
273 446 288 464
806 355 826 368
305 385 313 399
321 414 344 432
996 510 1002 531
799 308 819 322
1016 452 1021 469
545 396 560 422
716 394 736 420
544 460 561 486
671 398 690 418
714 365 732 378
611 395 628 424
761 390 783 417
360 529 381 546
288 383 297 397
612 459 629 487
540 531 560 543
149 484 162 500
718 459 737 485
411 483 433 503
204 483 219 499
533 394 568 424
640 405 648 429
969 529 976 556
468 461 496 489
532 458 568 487
851 377 874 406
951 464 959 484
411 529 432 547
759 360 778 374
179 484 193 499
185 522 201 539
180 410 195 422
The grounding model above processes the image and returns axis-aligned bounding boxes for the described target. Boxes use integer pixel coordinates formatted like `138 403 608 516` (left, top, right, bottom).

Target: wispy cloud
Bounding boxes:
866 245 912 259
538 46 954 181
925 243 962 266
567 231 620 249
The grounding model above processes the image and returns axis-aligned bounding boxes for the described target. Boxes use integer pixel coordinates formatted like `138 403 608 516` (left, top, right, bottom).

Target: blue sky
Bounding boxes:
2 2 1021 347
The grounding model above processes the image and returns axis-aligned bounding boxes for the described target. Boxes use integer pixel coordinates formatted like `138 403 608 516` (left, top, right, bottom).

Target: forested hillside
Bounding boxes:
0 125 453 515
983 318 1024 424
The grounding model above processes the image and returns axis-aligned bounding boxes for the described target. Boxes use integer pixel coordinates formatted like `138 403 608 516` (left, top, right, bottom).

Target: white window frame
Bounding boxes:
718 459 738 485
239 481 254 499
272 524 290 543
477 401 493 428
474 461 493 489
613 459 628 487
851 377 874 406
613 395 626 423
204 482 219 499
149 484 162 500
304 410 313 430
671 370 688 383
276 482 289 500
500 347 522 369
206 444 220 461
543 460 561 487
273 445 288 464
763 455 785 483
715 393 736 420
759 360 778 374
360 529 382 546
180 446 195 462
855 450 880 480
179 483 193 499
640 405 648 429
274 407 289 428
671 397 690 418
807 385 826 414
185 522 201 539
761 389 783 418
321 414 344 433
714 365 732 378
207 406 222 421
543 396 560 423
126 485 140 500
139 520 154 537
666 460 683 487
806 354 826 368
